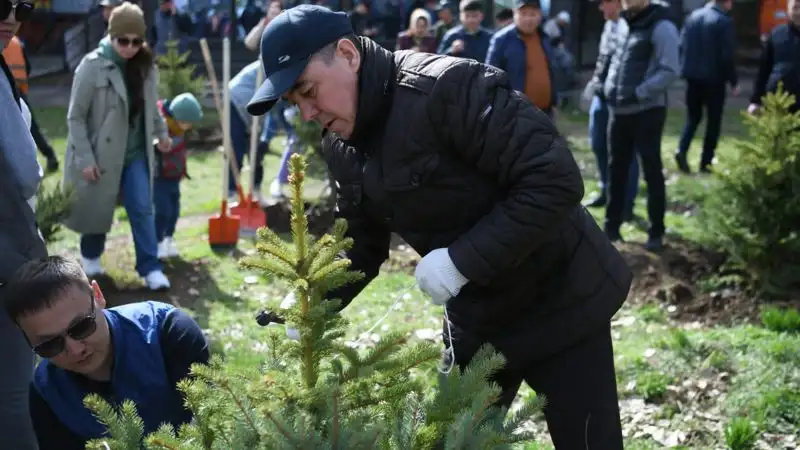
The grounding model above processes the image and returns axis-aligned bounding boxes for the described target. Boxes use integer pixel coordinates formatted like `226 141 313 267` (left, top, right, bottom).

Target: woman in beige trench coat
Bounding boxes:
63 2 173 290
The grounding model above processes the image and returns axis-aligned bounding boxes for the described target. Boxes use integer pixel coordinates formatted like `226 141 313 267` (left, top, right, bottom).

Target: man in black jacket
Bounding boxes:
749 0 800 114
676 0 738 174
247 5 632 448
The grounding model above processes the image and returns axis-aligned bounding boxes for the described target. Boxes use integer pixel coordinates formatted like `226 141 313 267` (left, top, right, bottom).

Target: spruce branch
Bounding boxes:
288 155 310 263
83 152 543 447
221 380 261 440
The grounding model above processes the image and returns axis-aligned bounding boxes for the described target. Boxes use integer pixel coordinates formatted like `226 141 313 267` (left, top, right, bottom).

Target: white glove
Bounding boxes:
277 291 300 341
414 248 468 305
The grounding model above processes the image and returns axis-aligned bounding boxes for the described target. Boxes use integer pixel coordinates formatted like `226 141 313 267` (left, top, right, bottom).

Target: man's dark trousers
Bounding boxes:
20 92 58 163
677 79 726 169
605 107 667 239
443 323 624 449
589 95 639 216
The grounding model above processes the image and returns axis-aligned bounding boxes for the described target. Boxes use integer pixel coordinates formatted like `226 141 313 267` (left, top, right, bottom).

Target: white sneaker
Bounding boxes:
157 240 169 260
144 270 170 291
80 256 104 277
164 237 179 258
270 179 286 199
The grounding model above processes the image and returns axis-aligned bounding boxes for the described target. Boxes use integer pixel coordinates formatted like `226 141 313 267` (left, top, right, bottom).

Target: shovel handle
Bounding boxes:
247 68 265 197
199 39 223 114
199 38 245 201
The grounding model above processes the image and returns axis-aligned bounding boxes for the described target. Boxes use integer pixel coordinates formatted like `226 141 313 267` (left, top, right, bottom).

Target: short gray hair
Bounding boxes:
314 35 359 65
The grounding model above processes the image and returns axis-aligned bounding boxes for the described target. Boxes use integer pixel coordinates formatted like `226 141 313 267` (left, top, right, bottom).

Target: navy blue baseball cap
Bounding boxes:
246 5 354 116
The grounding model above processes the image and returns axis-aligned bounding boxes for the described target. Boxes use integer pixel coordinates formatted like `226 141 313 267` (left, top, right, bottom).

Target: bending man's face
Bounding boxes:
286 39 361 139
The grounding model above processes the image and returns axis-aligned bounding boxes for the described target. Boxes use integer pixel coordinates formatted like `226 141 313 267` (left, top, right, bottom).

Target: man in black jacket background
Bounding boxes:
247 5 632 448
749 0 800 114
676 0 738 174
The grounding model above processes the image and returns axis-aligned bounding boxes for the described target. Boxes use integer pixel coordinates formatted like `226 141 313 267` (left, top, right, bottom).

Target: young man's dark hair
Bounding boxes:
495 8 513 22
460 0 482 13
3 256 210 450
246 5 631 448
3 256 90 322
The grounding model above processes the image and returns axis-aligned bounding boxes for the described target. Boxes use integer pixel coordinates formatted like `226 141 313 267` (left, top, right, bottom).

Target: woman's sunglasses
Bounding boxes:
0 0 35 22
115 36 144 48
31 298 98 358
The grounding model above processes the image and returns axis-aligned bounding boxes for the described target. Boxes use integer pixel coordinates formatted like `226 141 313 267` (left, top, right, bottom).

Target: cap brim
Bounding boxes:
246 58 309 116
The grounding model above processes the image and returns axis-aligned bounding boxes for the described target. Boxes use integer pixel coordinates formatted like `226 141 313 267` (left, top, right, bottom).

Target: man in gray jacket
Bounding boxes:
602 0 679 251
1 4 49 448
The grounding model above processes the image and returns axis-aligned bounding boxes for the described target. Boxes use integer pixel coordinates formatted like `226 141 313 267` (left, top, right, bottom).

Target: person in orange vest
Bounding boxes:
2 36 59 172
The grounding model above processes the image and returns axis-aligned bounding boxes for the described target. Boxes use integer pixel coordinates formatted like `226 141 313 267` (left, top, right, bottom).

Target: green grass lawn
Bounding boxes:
38 105 799 449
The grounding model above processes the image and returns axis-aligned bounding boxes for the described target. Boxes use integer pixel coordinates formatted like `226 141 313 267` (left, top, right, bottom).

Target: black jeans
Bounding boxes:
677 79 726 168
605 107 667 238
20 93 57 162
443 324 623 449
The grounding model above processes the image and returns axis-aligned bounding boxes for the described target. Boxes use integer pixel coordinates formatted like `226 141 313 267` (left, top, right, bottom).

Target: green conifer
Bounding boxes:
85 154 543 449
35 183 73 243
156 40 205 100
699 85 800 294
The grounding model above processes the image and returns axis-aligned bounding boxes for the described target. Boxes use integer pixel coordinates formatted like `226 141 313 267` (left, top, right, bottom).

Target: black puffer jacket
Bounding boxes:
324 38 632 362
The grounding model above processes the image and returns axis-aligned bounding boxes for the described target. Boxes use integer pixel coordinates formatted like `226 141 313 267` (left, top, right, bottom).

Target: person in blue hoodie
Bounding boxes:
437 0 492 61
2 256 210 450
229 60 298 205
1 2 49 448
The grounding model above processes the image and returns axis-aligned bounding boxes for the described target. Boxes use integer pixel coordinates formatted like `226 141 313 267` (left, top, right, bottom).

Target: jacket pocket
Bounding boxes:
383 154 440 192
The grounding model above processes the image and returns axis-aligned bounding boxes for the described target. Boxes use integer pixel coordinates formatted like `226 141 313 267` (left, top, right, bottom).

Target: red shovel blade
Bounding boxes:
231 196 267 235
209 201 241 250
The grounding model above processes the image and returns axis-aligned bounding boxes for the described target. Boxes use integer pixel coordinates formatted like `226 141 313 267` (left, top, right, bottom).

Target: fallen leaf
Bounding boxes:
612 316 636 327
414 328 438 341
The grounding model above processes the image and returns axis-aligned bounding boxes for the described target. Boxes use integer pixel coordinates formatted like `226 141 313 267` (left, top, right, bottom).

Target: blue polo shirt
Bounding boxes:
29 301 210 450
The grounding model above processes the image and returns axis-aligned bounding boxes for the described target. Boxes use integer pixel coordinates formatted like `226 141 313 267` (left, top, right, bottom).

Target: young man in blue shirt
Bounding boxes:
437 0 492 61
2 256 210 450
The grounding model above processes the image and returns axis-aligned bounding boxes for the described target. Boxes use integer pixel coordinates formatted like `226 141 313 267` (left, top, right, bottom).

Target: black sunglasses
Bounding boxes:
0 0 35 22
115 36 144 48
30 297 98 358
